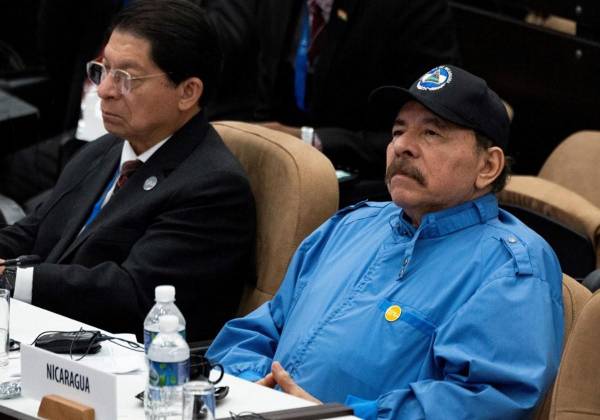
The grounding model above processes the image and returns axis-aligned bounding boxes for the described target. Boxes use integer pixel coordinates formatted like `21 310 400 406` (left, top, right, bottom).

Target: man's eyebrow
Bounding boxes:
393 115 450 131
102 58 142 72
393 117 406 127
422 116 449 130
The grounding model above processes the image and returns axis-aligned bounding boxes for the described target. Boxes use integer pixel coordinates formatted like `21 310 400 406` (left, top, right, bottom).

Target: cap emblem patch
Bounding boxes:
416 66 453 91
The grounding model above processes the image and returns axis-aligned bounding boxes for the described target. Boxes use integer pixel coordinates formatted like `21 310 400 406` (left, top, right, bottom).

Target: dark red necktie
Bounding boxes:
308 0 325 63
114 159 142 193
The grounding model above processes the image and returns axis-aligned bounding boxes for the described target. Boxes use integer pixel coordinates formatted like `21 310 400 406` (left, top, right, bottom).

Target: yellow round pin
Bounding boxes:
385 305 402 322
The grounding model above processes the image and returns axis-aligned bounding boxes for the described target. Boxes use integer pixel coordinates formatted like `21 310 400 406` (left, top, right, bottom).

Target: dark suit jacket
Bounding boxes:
204 0 460 177
0 112 256 342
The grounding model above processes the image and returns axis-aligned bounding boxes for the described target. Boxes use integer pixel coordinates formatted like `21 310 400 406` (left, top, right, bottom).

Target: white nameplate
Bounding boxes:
21 344 117 420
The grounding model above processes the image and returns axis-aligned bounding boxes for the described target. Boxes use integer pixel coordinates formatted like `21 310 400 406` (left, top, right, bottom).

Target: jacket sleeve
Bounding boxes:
0 207 44 258
0 139 112 259
344 273 564 419
30 168 255 342
206 233 319 381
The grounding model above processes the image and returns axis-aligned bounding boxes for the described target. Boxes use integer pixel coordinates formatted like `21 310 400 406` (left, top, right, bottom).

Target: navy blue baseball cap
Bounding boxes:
369 65 510 150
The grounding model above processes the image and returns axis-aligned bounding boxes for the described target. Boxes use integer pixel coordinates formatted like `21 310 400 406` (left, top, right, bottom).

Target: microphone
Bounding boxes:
0 255 41 268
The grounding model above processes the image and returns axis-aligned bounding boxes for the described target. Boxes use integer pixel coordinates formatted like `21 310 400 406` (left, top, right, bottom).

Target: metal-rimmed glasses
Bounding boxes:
86 61 168 95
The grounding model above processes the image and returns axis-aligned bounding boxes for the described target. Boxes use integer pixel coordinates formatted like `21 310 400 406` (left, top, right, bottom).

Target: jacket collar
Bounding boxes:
393 194 499 240
55 112 209 263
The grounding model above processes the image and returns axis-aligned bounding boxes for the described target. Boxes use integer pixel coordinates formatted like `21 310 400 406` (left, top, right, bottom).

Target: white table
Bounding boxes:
0 300 357 419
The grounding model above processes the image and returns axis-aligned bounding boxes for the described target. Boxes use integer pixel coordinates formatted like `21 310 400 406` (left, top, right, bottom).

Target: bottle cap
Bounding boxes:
159 315 179 333
155 285 175 302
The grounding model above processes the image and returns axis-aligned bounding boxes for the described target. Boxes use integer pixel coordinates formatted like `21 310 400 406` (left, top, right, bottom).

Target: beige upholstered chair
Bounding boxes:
534 274 592 419
539 131 600 210
548 287 600 419
498 176 600 277
213 121 339 316
525 13 576 35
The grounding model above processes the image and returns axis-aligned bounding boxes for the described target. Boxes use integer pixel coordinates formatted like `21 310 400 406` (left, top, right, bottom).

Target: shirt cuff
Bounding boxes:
345 394 378 420
14 267 33 303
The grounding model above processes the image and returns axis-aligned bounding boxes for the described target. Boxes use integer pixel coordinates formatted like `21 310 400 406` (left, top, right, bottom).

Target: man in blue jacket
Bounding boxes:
207 65 564 419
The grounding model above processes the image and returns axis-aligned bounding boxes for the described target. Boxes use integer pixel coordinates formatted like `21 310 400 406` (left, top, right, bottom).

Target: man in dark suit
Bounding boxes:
0 0 256 342
203 0 460 202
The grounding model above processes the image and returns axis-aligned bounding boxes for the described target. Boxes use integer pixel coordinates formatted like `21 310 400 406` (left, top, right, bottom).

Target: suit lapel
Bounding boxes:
256 0 298 116
46 142 121 263
56 112 209 263
312 0 360 98
268 0 297 61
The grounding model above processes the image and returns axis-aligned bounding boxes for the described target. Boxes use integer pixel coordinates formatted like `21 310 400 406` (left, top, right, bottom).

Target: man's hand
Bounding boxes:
258 122 302 139
256 371 276 388
0 259 5 276
257 361 322 404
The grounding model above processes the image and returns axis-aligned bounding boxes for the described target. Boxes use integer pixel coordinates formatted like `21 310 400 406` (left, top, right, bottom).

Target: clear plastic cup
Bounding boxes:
182 380 215 420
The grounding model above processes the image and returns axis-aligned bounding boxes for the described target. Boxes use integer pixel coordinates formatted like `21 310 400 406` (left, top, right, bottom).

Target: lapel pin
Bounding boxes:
384 305 402 322
143 176 158 191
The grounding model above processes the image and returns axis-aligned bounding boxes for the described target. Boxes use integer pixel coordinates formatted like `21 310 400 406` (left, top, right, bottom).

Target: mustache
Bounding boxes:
385 158 426 186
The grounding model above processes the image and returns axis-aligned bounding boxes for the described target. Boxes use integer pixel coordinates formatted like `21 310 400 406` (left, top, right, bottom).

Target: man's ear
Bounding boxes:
475 146 504 190
178 77 203 111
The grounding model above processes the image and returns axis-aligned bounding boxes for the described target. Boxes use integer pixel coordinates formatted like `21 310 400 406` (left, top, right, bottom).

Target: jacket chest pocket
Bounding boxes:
378 299 436 336
324 299 437 399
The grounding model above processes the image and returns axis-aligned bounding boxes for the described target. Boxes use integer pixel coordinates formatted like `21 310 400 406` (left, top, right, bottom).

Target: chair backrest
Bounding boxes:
534 274 592 419
539 131 600 210
449 1 600 175
213 121 339 315
549 286 600 419
498 176 600 275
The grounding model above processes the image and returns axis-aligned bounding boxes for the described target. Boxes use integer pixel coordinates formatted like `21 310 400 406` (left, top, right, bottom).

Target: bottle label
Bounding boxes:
148 359 190 387
144 328 186 353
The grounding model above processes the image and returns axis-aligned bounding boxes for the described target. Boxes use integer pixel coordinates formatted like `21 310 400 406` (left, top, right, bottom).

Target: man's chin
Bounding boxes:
388 187 422 208
102 121 125 138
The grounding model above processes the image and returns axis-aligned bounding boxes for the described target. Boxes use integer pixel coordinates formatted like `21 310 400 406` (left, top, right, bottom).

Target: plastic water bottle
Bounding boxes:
145 315 190 419
143 285 186 353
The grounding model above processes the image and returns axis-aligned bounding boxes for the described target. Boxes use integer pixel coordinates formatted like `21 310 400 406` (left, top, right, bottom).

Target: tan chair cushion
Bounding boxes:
550 288 600 419
213 121 339 315
562 275 593 338
525 12 577 35
535 274 591 420
539 131 600 210
498 176 600 267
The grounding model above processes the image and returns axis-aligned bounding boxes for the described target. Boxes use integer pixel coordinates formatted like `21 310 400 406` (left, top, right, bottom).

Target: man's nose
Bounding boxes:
97 73 120 99
391 132 418 158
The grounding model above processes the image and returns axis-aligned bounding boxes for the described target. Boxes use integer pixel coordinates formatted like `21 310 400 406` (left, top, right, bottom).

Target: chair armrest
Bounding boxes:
0 193 25 226
499 176 600 251
583 269 600 292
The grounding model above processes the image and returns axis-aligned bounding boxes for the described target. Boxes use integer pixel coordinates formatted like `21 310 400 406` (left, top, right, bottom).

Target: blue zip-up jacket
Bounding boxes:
207 194 564 419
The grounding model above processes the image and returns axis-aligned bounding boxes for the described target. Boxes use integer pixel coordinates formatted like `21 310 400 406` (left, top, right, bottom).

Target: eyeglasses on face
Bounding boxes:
86 61 168 95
